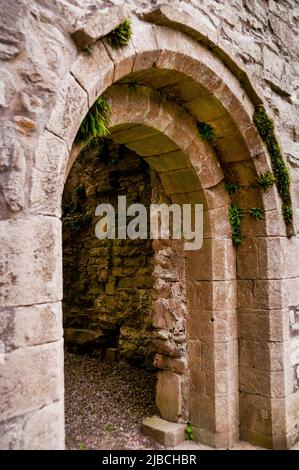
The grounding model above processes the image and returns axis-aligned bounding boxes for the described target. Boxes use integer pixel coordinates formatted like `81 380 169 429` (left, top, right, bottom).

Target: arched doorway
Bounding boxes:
58 63 279 446
2 15 293 449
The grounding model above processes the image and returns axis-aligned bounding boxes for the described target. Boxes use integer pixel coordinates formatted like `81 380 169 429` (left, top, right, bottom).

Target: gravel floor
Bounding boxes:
65 351 163 450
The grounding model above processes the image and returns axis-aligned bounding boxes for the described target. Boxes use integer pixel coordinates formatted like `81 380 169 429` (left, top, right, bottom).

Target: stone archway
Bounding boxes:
67 84 237 446
1 13 297 450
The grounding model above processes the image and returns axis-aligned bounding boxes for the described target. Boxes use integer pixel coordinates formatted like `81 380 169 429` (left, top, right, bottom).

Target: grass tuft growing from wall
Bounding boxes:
107 19 132 49
225 182 241 196
255 172 276 191
228 204 244 246
76 95 111 143
249 207 264 220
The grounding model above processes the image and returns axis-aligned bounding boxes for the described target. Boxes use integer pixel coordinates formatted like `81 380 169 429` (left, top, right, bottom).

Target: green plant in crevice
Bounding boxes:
107 19 132 49
253 106 274 139
76 95 111 143
228 203 244 246
249 207 264 220
253 106 292 225
282 205 293 225
197 121 215 141
185 422 194 441
255 172 276 191
81 44 92 55
225 182 241 196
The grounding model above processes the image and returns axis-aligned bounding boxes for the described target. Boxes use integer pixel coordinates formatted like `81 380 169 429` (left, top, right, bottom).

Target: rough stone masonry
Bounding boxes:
0 0 299 450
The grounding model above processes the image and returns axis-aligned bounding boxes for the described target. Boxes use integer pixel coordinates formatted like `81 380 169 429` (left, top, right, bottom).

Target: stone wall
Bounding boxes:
63 140 155 366
62 138 188 380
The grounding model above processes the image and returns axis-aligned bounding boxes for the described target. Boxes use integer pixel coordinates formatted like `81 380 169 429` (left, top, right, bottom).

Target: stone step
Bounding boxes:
142 415 186 447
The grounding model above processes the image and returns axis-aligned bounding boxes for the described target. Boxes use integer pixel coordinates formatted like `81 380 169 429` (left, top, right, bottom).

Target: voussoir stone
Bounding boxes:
71 4 131 48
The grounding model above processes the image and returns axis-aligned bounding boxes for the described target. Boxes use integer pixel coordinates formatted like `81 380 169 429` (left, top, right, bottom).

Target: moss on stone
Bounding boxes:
282 205 293 225
253 106 292 225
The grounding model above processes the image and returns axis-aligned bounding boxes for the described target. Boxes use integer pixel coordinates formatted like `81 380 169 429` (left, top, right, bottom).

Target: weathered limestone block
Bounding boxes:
0 399 65 450
286 390 299 448
0 122 18 171
186 238 235 281
239 366 293 398
238 308 289 342
188 280 237 311
202 339 238 372
71 41 114 106
153 338 184 358
103 34 135 82
156 370 182 422
240 392 293 448
144 150 191 173
47 73 88 149
159 168 200 195
214 392 239 434
71 4 131 48
140 3 262 108
0 81 5 108
0 340 63 422
22 401 64 450
130 17 160 73
0 0 27 61
252 280 284 310
153 354 187 374
283 278 299 308
0 216 62 306
126 133 178 157
1 140 26 212
0 302 62 353
189 393 215 433
30 130 69 217
0 414 22 449
0 68 16 110
111 125 156 145
187 308 238 343
252 341 290 372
